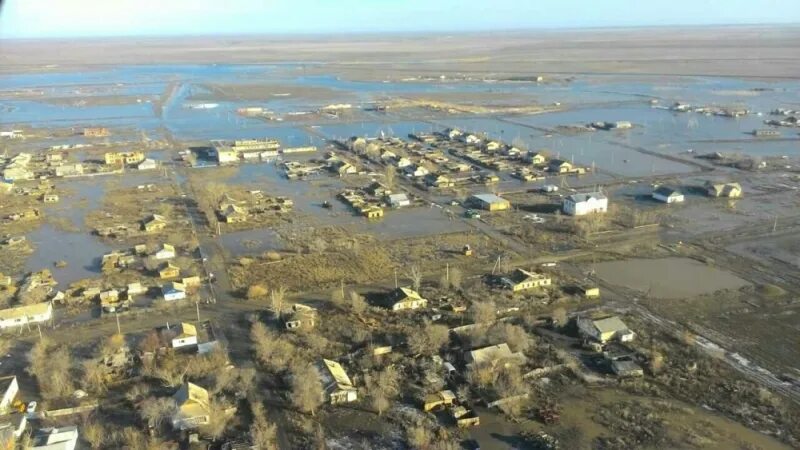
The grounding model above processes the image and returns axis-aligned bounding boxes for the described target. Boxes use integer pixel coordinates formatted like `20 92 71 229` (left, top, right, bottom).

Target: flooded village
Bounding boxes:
0 29 800 450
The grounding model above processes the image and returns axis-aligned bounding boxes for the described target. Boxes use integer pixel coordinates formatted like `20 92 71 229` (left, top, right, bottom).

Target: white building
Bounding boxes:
316 359 358 404
31 426 79 450
0 376 19 414
0 302 53 329
652 186 684 204
387 193 411 208
577 316 635 344
162 282 186 302
562 192 608 216
170 323 199 349
137 159 158 171
154 244 176 260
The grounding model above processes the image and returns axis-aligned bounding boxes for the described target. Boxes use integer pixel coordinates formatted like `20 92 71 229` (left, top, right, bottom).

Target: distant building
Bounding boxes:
577 316 634 344
316 359 357 404
83 127 109 137
464 343 526 369
159 263 181 280
0 302 52 329
154 243 176 260
562 192 608 216
54 163 84 177
705 181 742 198
387 287 428 311
0 376 19 414
172 382 211 430
31 426 79 450
468 193 511 211
652 186 684 204
137 158 158 171
104 151 144 166
501 269 552 291
387 193 411 208
161 282 186 301
548 159 573 173
143 214 167 233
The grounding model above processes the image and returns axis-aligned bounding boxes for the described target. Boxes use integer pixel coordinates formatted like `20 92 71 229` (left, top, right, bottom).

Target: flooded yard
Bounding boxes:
595 257 749 299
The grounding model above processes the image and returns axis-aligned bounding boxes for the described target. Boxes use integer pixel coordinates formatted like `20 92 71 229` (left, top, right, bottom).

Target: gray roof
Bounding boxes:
470 193 507 205
653 186 681 197
566 192 606 203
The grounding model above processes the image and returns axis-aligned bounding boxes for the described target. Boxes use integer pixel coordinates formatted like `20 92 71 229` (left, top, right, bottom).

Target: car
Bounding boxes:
523 214 546 223
464 209 481 219
26 401 36 414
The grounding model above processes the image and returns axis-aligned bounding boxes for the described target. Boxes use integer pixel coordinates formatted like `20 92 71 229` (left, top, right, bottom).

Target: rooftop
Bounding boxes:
567 192 607 203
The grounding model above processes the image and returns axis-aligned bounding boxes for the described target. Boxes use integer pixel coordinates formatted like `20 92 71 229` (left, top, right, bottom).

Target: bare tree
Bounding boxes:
449 268 463 290
470 300 496 324
330 287 345 309
407 265 422 291
291 363 324 416
408 322 449 355
201 398 233 441
250 402 278 450
366 365 401 416
82 359 108 395
247 284 269 301
82 418 106 449
551 307 568 327
271 286 287 317
250 322 296 370
138 330 161 354
349 291 367 314
405 423 433 449
139 396 177 432
385 165 396 188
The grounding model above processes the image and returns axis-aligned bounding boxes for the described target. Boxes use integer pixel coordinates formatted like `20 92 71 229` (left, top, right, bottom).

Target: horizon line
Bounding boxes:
2 21 799 41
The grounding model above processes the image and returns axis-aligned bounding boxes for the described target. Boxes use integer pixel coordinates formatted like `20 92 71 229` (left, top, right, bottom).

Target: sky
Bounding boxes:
0 0 798 39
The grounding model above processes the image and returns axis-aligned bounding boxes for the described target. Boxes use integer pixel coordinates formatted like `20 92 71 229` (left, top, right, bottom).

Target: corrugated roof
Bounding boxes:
592 316 630 334
470 193 508 205
567 192 607 203
0 302 51 321
321 359 353 387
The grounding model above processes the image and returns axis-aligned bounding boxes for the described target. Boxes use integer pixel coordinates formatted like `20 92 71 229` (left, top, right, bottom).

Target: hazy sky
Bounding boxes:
1 0 798 38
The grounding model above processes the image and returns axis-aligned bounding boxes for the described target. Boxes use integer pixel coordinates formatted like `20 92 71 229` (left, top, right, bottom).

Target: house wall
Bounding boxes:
172 336 198 348
0 304 53 329
0 378 18 413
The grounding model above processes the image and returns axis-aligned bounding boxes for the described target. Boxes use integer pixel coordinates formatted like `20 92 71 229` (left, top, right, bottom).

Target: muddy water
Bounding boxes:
595 257 749 299
25 224 111 286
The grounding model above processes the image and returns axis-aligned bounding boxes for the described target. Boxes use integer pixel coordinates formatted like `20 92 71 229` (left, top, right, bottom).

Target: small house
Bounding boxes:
652 186 684 204
578 285 600 298
577 316 634 344
158 262 180 280
362 206 384 219
468 193 510 211
501 269 552 291
0 302 53 329
182 276 201 289
170 323 198 348
465 343 526 369
137 159 157 171
127 282 146 297
387 287 428 311
563 192 608 216
423 390 456 412
42 194 59 203
526 152 547 165
387 193 411 208
705 181 742 198
284 304 317 330
161 282 186 301
154 244 176 260
548 159 573 173
219 204 248 223
172 382 211 430
143 215 167 233
611 359 644 377
316 359 358 404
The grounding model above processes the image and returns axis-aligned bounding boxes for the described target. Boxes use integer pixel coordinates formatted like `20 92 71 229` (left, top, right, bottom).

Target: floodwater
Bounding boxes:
595 257 749 299
25 224 111 286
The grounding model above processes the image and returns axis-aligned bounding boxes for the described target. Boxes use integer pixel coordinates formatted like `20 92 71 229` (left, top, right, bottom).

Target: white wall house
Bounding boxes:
0 376 19 413
0 302 53 329
652 186 684 204
562 192 608 216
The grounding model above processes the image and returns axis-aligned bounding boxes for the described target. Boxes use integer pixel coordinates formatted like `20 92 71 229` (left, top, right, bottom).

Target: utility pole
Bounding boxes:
115 312 121 335
394 269 398 289
773 216 778 234
446 263 450 283
36 324 42 340
196 301 201 322
340 279 345 299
